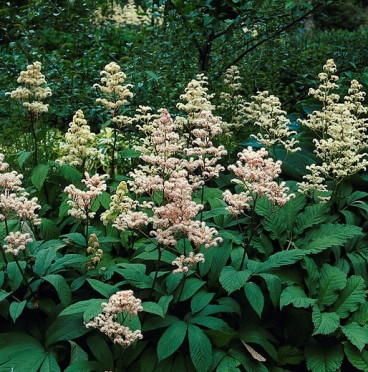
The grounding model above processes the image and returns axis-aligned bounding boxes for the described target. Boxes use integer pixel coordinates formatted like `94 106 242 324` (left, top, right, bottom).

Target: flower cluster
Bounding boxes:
6 61 52 117
64 172 108 220
219 66 246 127
223 147 294 216
94 62 133 127
0 154 41 225
3 231 32 256
172 252 205 274
298 60 368 199
94 0 163 27
246 91 301 153
85 290 143 347
86 233 103 270
57 110 99 169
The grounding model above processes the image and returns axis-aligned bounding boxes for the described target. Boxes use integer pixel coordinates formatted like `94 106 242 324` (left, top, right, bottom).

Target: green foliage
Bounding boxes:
0 1 367 371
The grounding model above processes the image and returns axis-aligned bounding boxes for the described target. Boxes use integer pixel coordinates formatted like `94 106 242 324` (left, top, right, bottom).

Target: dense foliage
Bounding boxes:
0 1 368 372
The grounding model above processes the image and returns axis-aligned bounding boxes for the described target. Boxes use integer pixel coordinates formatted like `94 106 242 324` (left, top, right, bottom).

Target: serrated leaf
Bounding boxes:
298 224 362 254
39 218 60 240
61 233 86 247
344 341 368 371
259 273 281 307
191 291 215 314
143 301 164 317
341 322 368 351
351 302 368 325
332 276 366 318
39 354 61 372
219 266 252 294
7 261 26 292
277 345 304 365
244 282 264 317
280 286 316 309
177 278 205 302
17 150 32 167
157 321 187 361
255 250 305 273
312 306 339 335
69 341 88 363
305 339 343 372
31 163 50 191
189 316 232 332
9 300 27 323
317 264 347 308
34 248 57 277
216 355 239 372
86 278 117 298
64 361 104 372
294 203 328 235
43 274 71 306
58 164 82 182
188 324 212 372
0 333 46 372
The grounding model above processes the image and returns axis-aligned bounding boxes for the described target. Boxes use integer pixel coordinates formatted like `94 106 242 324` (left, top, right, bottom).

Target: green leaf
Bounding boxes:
7 261 26 292
46 313 89 347
219 266 252 294
294 203 328 235
255 250 305 273
43 274 72 306
283 193 306 231
58 164 82 183
341 322 368 351
17 150 33 167
298 224 362 254
157 321 187 361
143 301 164 317
64 361 104 372
0 333 46 372
216 355 239 372
157 295 173 317
39 354 61 372
145 70 159 81
351 302 368 325
305 339 343 372
344 342 368 371
86 278 117 298
61 233 86 247
259 273 281 307
278 345 304 365
317 264 347 308
312 306 339 335
332 276 366 318
69 341 88 363
120 149 141 158
83 299 106 322
9 300 27 323
34 248 57 277
191 291 215 314
39 218 60 240
31 163 50 191
280 286 316 309
244 282 264 317
188 324 212 372
86 335 113 370
176 278 205 302
189 316 232 332
60 299 104 317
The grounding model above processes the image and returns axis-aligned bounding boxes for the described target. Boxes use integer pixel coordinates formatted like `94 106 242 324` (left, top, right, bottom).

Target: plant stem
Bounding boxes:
110 127 118 179
29 114 38 166
14 257 35 297
148 246 162 299
176 273 187 303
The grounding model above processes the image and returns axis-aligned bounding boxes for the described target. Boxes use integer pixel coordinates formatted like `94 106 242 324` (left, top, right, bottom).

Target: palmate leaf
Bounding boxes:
341 322 368 351
312 306 340 336
302 257 320 297
259 273 281 307
188 324 212 372
305 338 344 372
157 321 187 361
297 224 362 254
282 193 307 231
332 275 366 318
191 291 215 314
344 341 368 371
43 274 72 306
317 264 347 308
0 332 47 372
